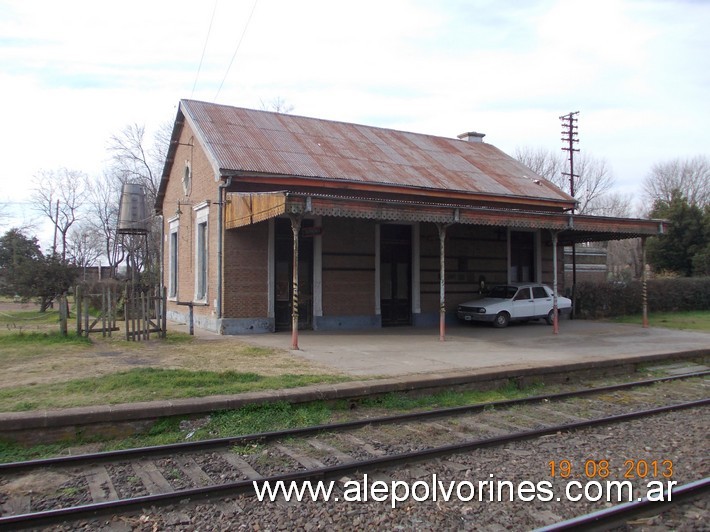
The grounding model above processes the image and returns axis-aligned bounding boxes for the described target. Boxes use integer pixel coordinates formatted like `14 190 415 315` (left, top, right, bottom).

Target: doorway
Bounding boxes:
380 224 412 326
510 231 536 282
275 218 314 331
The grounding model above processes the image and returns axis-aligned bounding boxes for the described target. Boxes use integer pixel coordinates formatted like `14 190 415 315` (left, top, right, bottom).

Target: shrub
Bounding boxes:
574 277 710 319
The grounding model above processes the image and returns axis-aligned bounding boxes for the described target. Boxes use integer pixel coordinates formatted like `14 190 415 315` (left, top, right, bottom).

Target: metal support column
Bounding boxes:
290 214 302 350
551 231 559 335
436 223 449 342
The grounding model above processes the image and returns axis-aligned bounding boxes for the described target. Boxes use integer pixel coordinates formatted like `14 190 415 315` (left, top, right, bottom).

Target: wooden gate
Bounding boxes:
123 284 167 341
74 284 120 337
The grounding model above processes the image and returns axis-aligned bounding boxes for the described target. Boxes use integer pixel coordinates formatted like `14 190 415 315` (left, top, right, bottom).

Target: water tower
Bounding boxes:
117 183 149 236
116 183 150 283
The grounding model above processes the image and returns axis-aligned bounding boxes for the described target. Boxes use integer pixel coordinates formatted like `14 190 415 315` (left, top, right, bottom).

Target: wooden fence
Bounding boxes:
59 283 166 340
123 285 167 341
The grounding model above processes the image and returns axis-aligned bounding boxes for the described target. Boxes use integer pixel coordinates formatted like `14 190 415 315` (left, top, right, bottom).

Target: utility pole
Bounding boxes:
560 111 579 318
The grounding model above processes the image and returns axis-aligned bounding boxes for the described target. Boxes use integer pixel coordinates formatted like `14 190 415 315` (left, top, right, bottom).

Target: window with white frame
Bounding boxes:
168 217 179 299
194 203 209 302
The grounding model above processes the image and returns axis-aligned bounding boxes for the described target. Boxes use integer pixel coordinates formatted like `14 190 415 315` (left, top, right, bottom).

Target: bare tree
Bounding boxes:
66 223 103 269
514 147 616 215
0 202 9 228
514 146 565 182
107 123 164 202
85 171 124 275
105 123 170 282
31 168 88 262
642 155 710 209
260 96 294 114
152 120 174 177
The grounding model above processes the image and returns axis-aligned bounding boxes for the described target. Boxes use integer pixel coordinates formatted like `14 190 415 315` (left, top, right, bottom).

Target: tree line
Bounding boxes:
514 148 710 279
0 123 170 310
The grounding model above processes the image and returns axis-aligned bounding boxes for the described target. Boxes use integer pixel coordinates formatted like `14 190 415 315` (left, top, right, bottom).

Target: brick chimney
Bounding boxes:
457 131 486 143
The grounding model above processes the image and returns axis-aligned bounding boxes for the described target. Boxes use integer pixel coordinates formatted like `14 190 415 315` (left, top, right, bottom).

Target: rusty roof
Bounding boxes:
160 99 576 211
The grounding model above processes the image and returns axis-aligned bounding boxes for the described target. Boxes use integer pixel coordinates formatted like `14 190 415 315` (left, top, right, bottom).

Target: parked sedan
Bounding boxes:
457 283 572 328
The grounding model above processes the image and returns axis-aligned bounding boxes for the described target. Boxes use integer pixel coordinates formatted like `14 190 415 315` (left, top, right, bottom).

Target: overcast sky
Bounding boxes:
1 0 709 237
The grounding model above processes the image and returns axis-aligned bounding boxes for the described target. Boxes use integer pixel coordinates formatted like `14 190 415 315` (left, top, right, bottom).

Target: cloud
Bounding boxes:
0 0 708 216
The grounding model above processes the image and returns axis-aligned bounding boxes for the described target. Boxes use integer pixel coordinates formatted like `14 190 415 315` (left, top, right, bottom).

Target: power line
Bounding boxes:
214 0 259 101
191 0 219 98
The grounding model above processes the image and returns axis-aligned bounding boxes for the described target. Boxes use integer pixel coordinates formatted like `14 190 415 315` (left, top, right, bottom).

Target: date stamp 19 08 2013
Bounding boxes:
548 459 673 480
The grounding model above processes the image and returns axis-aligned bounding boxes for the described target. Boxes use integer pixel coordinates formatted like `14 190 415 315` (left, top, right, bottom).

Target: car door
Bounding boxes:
532 286 553 318
511 287 535 319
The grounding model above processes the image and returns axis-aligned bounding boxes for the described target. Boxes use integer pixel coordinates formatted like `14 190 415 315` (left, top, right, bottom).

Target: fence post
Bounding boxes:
161 286 167 339
83 293 89 338
58 294 68 336
125 285 131 341
75 285 82 335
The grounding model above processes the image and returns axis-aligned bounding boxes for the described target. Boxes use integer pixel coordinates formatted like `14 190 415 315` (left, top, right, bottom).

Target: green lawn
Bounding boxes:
611 310 710 331
0 368 349 412
0 380 549 462
0 308 61 329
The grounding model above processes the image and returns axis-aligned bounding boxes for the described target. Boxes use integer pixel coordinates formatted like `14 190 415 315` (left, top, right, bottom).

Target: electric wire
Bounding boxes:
191 0 219 98
214 0 259 101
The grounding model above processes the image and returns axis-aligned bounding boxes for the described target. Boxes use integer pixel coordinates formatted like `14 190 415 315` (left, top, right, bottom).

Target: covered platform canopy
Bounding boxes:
225 190 666 245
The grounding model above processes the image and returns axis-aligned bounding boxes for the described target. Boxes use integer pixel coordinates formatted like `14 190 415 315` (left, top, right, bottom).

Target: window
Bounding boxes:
169 231 178 298
196 221 207 300
513 287 531 301
194 202 209 302
168 217 179 299
532 286 549 299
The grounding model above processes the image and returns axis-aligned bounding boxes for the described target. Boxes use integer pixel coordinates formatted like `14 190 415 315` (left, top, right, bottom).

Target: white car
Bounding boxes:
457 283 572 328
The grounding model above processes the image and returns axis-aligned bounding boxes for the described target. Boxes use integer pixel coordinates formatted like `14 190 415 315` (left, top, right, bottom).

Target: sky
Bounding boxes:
1 0 709 241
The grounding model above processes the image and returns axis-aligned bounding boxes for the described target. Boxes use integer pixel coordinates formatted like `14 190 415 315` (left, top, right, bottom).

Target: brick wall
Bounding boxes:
162 121 220 322
222 221 269 318
321 217 376 316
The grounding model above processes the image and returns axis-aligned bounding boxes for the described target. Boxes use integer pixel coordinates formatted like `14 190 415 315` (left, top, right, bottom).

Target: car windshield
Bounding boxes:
488 285 517 299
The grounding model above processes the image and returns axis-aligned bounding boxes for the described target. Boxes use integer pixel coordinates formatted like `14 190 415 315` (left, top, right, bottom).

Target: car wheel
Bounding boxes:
546 309 556 325
493 312 510 328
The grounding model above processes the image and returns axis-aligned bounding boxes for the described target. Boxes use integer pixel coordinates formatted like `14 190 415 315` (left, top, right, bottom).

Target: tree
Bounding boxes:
66 223 103 270
31 168 88 262
514 147 615 215
0 202 8 227
642 155 710 209
0 228 43 297
690 206 710 276
646 191 707 276
0 228 77 310
105 123 170 282
34 254 79 311
85 173 124 275
260 96 294 114
107 123 163 201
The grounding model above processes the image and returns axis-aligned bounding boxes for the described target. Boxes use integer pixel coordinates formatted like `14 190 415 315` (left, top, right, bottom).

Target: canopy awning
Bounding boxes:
225 191 666 243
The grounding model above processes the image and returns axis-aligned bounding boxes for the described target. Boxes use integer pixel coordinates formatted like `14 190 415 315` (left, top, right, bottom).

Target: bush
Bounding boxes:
575 277 710 319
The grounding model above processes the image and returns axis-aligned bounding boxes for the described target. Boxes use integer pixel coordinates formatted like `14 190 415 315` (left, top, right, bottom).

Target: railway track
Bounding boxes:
0 371 708 530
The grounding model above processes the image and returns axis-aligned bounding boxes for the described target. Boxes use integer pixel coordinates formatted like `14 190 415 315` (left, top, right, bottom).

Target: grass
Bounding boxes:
0 380 548 463
0 368 349 412
0 308 62 329
611 310 710 331
0 331 91 347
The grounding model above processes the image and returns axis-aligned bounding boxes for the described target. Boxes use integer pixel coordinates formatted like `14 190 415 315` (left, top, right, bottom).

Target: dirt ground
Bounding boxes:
0 302 340 389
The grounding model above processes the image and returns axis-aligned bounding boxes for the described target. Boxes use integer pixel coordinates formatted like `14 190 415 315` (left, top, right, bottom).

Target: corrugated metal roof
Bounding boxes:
180 99 575 207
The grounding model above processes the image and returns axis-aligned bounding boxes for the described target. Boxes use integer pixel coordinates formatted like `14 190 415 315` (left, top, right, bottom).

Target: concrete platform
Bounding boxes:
233 319 710 377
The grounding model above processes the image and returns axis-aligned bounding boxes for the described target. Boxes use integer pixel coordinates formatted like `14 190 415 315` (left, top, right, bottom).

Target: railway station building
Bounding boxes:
155 100 665 337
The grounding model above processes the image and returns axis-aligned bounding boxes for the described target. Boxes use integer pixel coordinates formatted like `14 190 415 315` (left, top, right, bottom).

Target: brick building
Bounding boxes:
156 100 665 336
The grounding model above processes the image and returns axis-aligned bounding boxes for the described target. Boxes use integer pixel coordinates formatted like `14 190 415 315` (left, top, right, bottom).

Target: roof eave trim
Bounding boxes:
218 170 577 210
